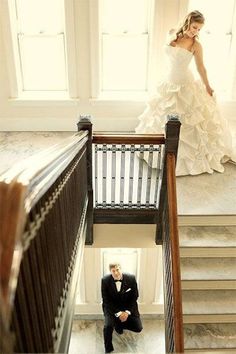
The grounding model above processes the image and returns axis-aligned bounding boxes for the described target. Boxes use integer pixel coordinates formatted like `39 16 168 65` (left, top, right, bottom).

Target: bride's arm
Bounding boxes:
193 41 214 96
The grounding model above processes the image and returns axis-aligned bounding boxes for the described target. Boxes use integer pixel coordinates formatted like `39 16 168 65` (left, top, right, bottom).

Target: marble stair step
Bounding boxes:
180 248 236 257
182 290 236 315
182 280 236 290
179 226 236 248
183 323 236 350
181 257 236 280
186 350 236 353
183 314 236 323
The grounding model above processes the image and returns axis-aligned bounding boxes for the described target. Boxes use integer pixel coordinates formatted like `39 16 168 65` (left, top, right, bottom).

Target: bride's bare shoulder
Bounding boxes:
193 39 203 53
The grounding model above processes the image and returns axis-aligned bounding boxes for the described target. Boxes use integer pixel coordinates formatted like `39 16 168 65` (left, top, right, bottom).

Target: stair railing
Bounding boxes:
77 115 184 353
0 115 183 353
0 130 89 353
91 132 165 224
156 117 184 353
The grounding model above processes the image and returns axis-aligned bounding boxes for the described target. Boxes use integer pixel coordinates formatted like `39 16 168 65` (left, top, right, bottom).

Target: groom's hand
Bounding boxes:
119 311 129 322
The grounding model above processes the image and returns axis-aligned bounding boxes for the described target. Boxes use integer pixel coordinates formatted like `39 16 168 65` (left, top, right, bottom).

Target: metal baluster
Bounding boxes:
115 145 121 207
111 144 116 208
137 145 144 208
106 144 112 206
120 144 126 207
94 144 98 207
154 144 164 206
128 144 135 208
145 144 154 206
102 144 107 207
123 145 131 206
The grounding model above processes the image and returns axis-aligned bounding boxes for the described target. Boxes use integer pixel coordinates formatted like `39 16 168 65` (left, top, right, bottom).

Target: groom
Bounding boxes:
101 263 143 353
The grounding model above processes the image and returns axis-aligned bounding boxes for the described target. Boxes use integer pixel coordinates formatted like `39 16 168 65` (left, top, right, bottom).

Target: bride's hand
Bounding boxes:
206 85 214 96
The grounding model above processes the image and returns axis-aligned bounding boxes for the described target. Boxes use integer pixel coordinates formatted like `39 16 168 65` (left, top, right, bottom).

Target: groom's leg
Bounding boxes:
123 316 143 333
103 314 116 353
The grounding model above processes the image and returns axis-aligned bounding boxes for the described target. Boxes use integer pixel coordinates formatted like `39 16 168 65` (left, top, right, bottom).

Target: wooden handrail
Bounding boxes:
0 180 26 318
0 131 89 350
0 131 88 211
93 132 165 145
167 152 184 353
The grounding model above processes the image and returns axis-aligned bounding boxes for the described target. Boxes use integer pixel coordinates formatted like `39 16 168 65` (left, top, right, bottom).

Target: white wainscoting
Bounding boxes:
75 247 164 315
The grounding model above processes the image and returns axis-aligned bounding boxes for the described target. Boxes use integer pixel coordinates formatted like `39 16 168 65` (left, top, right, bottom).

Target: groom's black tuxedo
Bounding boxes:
101 272 142 353
102 273 140 317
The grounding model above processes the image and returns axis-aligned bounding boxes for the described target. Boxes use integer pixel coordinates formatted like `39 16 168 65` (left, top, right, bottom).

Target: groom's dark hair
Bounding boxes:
109 263 121 271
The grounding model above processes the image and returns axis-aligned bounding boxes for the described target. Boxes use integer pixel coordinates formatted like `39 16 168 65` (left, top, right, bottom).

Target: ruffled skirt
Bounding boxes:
135 79 234 176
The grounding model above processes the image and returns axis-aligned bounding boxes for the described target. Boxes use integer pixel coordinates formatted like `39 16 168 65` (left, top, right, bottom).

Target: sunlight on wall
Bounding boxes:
102 248 140 278
188 0 235 98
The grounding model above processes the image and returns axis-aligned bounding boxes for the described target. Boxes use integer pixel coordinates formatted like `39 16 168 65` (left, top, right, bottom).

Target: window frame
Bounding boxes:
1 0 78 102
89 0 156 101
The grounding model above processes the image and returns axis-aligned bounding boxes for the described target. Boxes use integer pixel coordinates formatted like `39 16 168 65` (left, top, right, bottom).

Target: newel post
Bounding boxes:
155 115 181 244
77 115 93 245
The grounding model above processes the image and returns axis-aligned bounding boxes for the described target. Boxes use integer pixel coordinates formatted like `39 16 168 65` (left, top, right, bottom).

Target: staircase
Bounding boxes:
179 225 236 352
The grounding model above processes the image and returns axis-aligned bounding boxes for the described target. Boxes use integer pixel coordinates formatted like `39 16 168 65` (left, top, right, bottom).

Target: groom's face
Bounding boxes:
110 265 122 280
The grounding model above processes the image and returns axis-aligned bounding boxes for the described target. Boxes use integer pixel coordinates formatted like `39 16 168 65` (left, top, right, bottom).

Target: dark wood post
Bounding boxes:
77 115 93 245
155 115 181 244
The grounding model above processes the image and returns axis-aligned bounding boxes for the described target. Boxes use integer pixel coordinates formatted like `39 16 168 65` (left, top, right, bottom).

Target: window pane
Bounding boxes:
19 35 67 90
16 0 64 33
189 0 234 33
101 0 149 33
102 35 148 91
102 249 139 277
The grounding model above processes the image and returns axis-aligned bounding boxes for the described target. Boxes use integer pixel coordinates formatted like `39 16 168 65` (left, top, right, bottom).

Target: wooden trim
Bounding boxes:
93 132 165 145
1 132 88 211
77 116 94 245
0 180 27 320
94 208 158 224
167 153 184 353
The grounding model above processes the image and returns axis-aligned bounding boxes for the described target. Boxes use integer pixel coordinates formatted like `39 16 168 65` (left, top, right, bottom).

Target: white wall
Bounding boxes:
0 0 235 131
75 247 164 316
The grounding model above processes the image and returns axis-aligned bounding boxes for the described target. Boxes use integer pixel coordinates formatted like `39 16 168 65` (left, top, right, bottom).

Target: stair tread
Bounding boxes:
182 289 236 315
183 314 236 323
182 280 236 289
184 323 236 349
179 226 236 248
180 248 236 257
181 257 236 280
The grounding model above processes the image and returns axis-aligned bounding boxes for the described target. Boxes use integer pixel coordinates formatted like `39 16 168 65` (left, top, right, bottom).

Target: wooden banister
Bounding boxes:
167 153 184 353
0 131 89 353
1 132 88 211
93 132 165 145
0 180 26 316
156 115 181 244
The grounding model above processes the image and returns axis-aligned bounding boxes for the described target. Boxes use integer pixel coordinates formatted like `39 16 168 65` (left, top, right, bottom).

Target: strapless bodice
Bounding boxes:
164 45 194 84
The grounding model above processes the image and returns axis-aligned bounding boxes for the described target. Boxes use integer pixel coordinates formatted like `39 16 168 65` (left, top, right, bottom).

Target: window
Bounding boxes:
188 0 236 98
102 248 140 278
99 0 153 94
12 0 68 92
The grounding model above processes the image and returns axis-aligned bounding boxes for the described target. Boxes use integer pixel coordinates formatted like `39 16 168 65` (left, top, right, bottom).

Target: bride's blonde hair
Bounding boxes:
175 10 205 40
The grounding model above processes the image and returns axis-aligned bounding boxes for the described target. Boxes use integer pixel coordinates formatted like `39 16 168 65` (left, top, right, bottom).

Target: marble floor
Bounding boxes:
69 319 236 353
68 319 165 354
0 131 236 215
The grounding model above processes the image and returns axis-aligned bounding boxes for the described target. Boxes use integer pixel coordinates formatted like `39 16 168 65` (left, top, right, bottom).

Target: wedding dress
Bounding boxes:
135 45 234 176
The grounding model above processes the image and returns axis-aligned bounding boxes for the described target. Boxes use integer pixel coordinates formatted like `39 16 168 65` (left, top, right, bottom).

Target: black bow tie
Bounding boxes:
114 279 122 282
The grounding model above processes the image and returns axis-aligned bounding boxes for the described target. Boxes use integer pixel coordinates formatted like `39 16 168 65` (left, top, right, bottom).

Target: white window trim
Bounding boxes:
0 0 22 98
0 0 78 103
89 0 100 99
89 0 157 103
228 0 236 100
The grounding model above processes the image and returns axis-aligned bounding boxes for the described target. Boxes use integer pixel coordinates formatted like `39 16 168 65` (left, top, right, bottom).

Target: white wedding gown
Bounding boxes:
135 45 235 176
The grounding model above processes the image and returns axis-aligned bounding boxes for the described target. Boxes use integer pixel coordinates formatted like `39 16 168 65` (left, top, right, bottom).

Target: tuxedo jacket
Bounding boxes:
101 273 140 317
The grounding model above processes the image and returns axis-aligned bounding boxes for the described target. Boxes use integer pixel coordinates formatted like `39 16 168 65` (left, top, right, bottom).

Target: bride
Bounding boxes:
135 10 235 176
